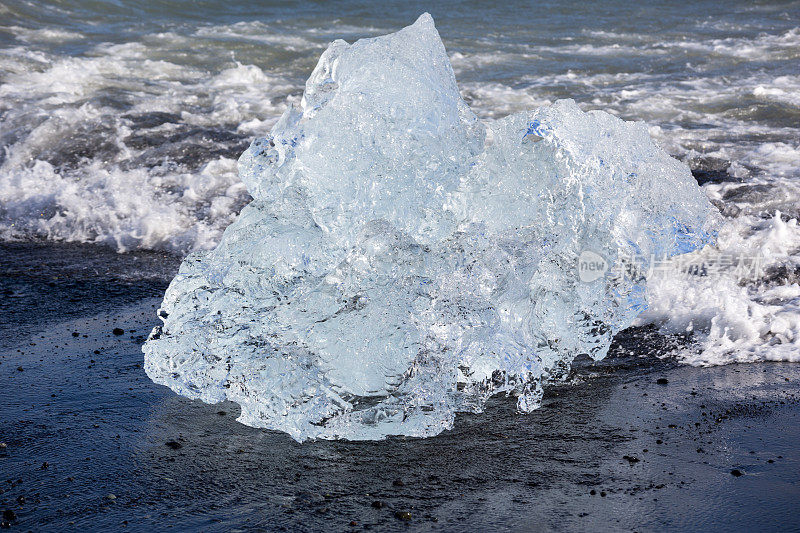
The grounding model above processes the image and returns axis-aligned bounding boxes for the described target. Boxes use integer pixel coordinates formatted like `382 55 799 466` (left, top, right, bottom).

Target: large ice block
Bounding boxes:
143 13 718 441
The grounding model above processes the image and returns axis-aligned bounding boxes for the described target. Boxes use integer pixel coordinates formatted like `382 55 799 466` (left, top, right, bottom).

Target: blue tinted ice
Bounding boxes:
143 13 718 441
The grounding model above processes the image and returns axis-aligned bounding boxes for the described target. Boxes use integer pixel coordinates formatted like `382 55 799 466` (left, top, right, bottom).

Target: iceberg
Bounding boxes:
143 14 718 441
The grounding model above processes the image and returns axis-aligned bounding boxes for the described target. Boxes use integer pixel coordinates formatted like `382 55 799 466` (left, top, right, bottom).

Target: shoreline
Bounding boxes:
1 244 799 531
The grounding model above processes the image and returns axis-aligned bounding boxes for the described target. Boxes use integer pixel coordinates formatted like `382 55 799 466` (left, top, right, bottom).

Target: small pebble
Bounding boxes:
394 511 412 521
392 478 405 487
656 378 669 385
106 494 117 501
371 501 386 509
113 328 124 335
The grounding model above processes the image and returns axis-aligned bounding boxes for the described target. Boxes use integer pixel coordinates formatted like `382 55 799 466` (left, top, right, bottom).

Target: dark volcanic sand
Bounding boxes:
1 243 799 532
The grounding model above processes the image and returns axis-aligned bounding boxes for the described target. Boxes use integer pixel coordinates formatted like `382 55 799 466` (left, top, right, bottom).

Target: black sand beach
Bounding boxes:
1 243 798 532
2 0 800 530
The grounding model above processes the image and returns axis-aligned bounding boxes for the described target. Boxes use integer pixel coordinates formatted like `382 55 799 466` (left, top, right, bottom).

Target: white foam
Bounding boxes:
0 40 292 252
0 154 246 252
753 80 800 107
581 26 800 60
637 213 800 365
194 22 317 50
3 25 84 43
449 50 542 73
458 81 551 119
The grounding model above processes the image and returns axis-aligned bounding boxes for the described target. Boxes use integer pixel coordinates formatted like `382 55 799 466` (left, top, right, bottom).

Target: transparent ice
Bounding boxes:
143 14 718 441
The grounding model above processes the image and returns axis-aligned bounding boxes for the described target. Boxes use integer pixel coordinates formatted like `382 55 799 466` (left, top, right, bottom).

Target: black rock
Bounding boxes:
165 441 183 450
691 168 739 186
392 478 405 487
1 511 14 522
72 332 79 337
371 501 386 509
394 511 412 521
656 378 669 385
113 328 125 335
730 469 744 477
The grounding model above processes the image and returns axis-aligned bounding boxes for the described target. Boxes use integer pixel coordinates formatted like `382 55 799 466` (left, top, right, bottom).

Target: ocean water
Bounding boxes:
1 0 799 364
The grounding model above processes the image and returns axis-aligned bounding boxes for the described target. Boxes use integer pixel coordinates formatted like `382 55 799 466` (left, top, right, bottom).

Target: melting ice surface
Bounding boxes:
143 14 718 441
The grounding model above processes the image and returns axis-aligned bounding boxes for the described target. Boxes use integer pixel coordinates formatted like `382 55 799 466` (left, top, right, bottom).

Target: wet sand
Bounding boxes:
1 243 799 531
